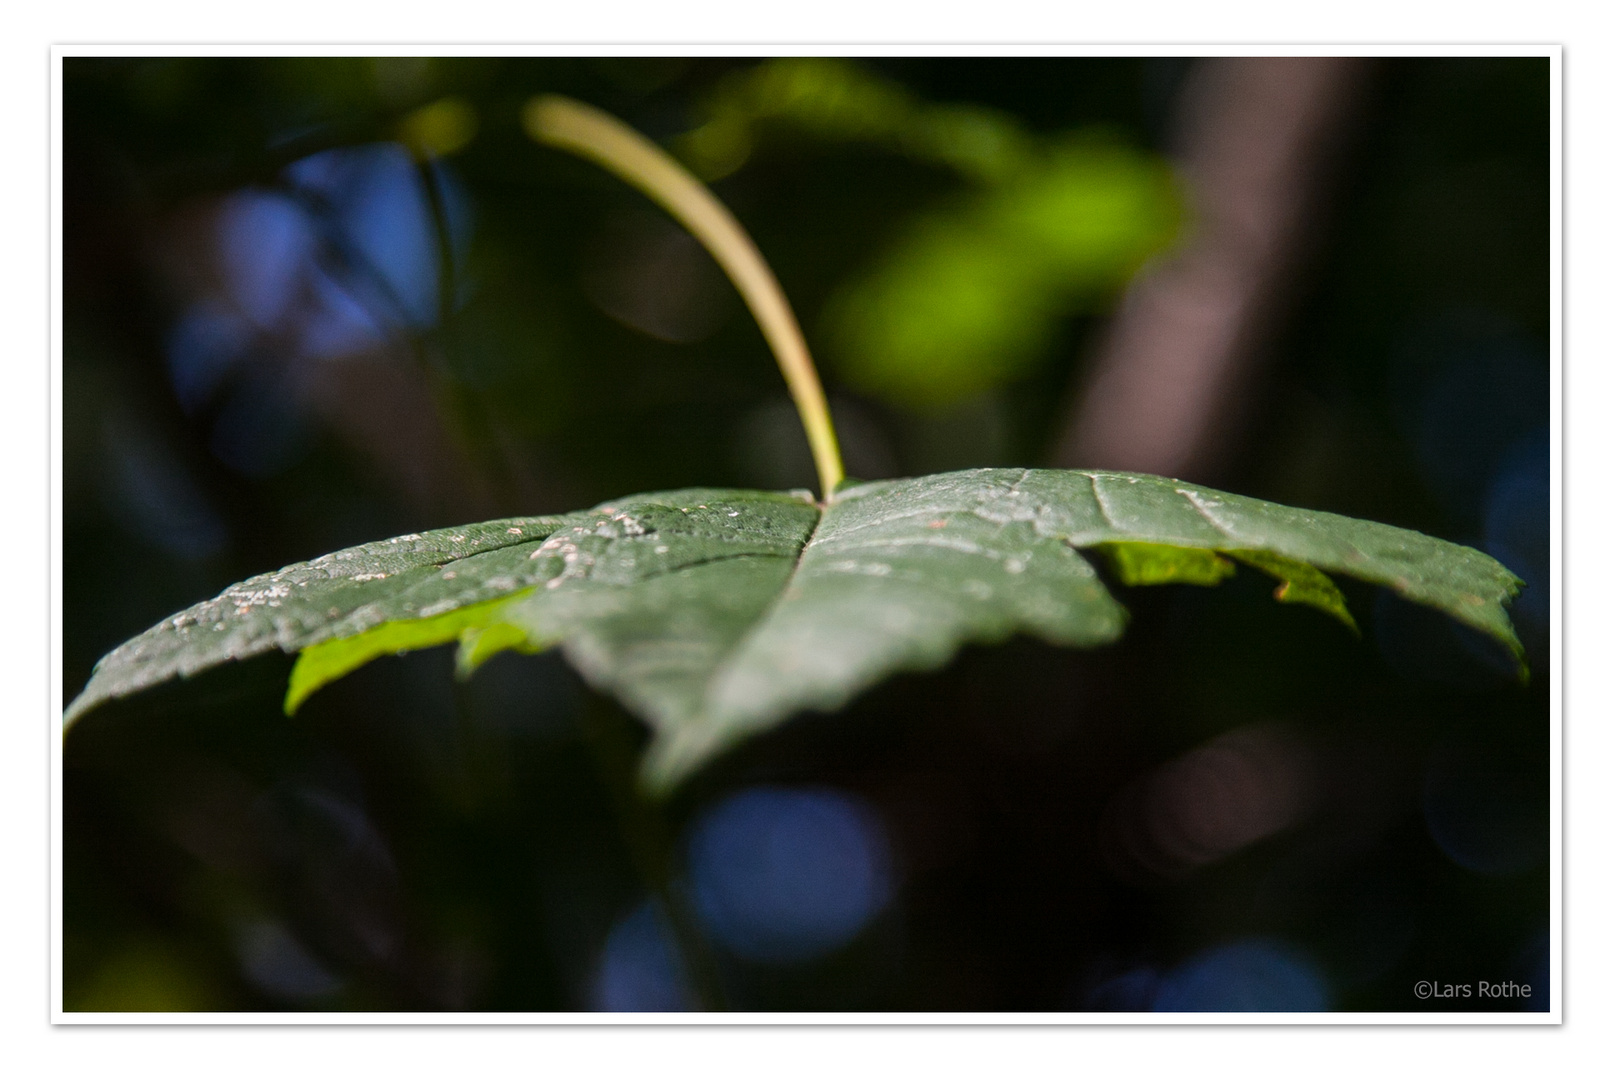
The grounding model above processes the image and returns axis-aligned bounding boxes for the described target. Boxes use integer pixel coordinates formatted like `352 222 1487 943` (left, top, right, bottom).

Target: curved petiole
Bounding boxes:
524 94 845 501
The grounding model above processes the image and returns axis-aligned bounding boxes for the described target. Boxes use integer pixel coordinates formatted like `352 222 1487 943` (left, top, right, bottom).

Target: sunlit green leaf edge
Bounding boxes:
1097 541 1359 634
1226 549 1359 634
283 591 541 714
1095 541 1236 587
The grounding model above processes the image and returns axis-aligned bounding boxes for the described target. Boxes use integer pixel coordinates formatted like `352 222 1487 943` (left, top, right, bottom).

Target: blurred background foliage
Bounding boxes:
63 56 1549 1013
677 58 1182 408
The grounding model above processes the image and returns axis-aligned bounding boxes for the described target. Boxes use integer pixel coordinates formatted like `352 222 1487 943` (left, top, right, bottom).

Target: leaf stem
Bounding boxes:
524 95 845 500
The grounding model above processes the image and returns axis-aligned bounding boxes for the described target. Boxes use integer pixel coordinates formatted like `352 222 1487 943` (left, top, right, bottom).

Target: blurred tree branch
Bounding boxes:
1051 57 1370 482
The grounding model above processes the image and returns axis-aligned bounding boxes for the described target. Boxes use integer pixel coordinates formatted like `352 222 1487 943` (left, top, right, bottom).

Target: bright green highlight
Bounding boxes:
1097 540 1357 633
1097 542 1237 587
1227 550 1358 634
285 591 535 714
824 143 1179 409
456 620 544 677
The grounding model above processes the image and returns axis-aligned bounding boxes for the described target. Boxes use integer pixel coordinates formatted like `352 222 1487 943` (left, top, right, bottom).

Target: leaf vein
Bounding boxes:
1088 472 1123 532
1177 488 1239 539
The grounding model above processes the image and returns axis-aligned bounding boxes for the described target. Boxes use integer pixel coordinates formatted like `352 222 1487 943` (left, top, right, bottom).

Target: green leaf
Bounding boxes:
674 59 1181 411
1226 550 1359 634
65 469 1523 793
1095 542 1236 587
283 591 539 714
64 512 572 721
1095 542 1358 633
823 145 1180 409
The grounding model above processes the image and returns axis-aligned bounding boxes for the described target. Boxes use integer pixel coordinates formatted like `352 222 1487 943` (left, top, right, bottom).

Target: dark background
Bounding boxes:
61 57 1550 1012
